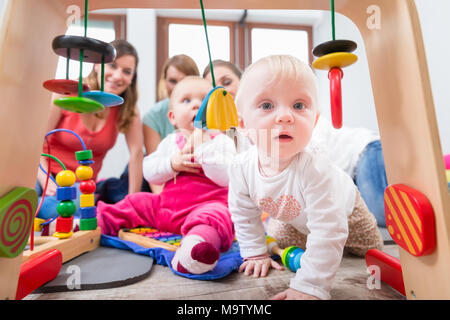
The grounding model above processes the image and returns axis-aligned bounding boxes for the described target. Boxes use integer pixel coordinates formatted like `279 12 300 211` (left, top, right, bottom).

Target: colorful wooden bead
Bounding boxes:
55 216 73 233
82 91 124 107
446 169 450 183
55 170 76 187
76 165 94 181
312 52 358 70
56 186 77 201
312 39 357 57
75 150 93 161
79 217 97 231
53 96 104 114
43 79 90 95
53 231 73 239
53 35 116 63
79 180 96 194
384 184 436 256
34 218 46 232
56 200 77 217
80 194 95 208
79 206 96 219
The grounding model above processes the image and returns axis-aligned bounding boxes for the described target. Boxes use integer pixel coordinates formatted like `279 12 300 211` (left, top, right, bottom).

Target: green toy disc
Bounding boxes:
0 187 38 258
53 97 104 113
75 150 93 161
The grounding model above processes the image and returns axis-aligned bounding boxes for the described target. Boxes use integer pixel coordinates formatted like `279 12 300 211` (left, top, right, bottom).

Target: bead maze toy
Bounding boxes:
2 0 450 300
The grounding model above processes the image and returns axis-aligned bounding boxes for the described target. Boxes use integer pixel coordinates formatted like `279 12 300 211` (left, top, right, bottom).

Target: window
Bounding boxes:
157 16 313 93
168 23 231 73
157 17 235 88
55 14 126 79
250 26 311 64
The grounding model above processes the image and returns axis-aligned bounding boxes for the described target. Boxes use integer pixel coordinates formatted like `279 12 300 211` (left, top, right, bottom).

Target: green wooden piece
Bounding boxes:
75 150 93 161
0 187 38 258
79 217 97 231
56 200 77 217
53 97 104 113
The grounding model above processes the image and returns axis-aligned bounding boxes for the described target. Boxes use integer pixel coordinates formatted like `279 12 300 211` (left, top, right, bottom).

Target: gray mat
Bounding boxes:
34 247 154 293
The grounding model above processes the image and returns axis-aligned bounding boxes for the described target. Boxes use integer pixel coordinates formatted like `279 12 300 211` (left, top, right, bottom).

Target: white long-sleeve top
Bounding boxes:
311 116 379 178
228 145 357 300
143 132 237 187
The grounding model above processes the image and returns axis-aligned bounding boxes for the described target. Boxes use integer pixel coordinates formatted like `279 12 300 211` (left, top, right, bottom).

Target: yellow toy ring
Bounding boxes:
312 52 358 70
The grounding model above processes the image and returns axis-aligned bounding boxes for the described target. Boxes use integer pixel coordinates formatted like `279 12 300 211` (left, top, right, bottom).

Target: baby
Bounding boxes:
97 76 236 274
229 55 383 300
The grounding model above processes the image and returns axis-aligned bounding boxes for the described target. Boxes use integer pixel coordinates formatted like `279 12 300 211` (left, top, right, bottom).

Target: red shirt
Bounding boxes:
43 107 120 181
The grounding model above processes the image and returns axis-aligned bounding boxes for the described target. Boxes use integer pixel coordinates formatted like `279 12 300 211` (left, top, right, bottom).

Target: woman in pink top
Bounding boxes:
36 40 143 219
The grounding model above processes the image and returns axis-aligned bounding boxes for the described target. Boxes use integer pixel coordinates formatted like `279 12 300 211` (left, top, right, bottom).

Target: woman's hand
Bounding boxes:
270 288 320 300
239 254 284 277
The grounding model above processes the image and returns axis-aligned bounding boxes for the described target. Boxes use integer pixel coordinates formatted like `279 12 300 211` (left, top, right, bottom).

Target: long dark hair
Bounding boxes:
86 39 139 132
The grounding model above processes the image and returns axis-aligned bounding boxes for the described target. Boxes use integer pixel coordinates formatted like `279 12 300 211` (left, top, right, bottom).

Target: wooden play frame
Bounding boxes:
0 0 449 300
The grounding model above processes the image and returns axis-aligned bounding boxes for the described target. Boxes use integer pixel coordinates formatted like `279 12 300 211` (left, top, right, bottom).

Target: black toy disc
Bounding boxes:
312 39 357 57
52 35 116 63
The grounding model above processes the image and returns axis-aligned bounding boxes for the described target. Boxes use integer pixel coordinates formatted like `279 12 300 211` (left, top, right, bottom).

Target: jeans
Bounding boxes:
355 140 388 227
96 164 152 204
35 180 81 220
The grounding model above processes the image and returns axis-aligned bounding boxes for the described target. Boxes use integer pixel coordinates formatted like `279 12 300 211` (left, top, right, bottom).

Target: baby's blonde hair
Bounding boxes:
235 55 319 112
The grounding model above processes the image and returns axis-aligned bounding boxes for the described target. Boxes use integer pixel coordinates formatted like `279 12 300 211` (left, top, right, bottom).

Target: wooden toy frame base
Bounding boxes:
1 0 450 299
23 228 101 264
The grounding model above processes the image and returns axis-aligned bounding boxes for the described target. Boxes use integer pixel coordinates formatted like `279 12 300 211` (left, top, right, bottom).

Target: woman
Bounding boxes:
202 59 242 99
36 39 143 219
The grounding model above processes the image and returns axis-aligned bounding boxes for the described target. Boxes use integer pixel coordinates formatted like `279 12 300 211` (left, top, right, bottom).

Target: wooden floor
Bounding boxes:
24 244 404 300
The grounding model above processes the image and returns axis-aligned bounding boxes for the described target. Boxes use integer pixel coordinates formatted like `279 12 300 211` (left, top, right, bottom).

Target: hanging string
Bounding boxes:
200 0 216 88
78 0 88 96
331 0 336 41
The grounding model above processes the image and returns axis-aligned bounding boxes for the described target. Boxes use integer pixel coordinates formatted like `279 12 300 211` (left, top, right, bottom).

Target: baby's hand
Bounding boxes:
239 254 284 277
170 150 202 174
270 288 320 300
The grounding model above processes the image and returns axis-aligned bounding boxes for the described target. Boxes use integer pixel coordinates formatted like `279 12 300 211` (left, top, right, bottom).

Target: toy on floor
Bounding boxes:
266 235 304 272
43 0 123 112
312 0 358 129
118 227 181 252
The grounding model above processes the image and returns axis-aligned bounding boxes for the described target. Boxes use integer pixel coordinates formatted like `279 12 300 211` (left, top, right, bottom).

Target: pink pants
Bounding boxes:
97 172 235 253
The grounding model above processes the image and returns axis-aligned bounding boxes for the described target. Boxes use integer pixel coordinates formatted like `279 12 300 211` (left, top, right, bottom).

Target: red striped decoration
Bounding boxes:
384 184 435 256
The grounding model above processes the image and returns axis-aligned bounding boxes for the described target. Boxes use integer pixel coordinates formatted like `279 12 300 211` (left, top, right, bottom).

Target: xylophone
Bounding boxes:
118 227 182 252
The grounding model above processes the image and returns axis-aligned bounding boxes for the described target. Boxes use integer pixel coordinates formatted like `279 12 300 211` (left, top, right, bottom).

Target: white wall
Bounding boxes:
90 2 450 179
97 9 157 179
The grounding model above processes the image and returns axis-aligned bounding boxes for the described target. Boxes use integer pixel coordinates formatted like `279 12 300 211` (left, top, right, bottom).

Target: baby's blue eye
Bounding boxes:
183 98 191 103
293 102 305 110
261 102 273 110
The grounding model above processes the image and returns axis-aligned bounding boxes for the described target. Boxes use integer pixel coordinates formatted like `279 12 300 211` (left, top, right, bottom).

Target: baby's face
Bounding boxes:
169 79 212 133
240 64 318 162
